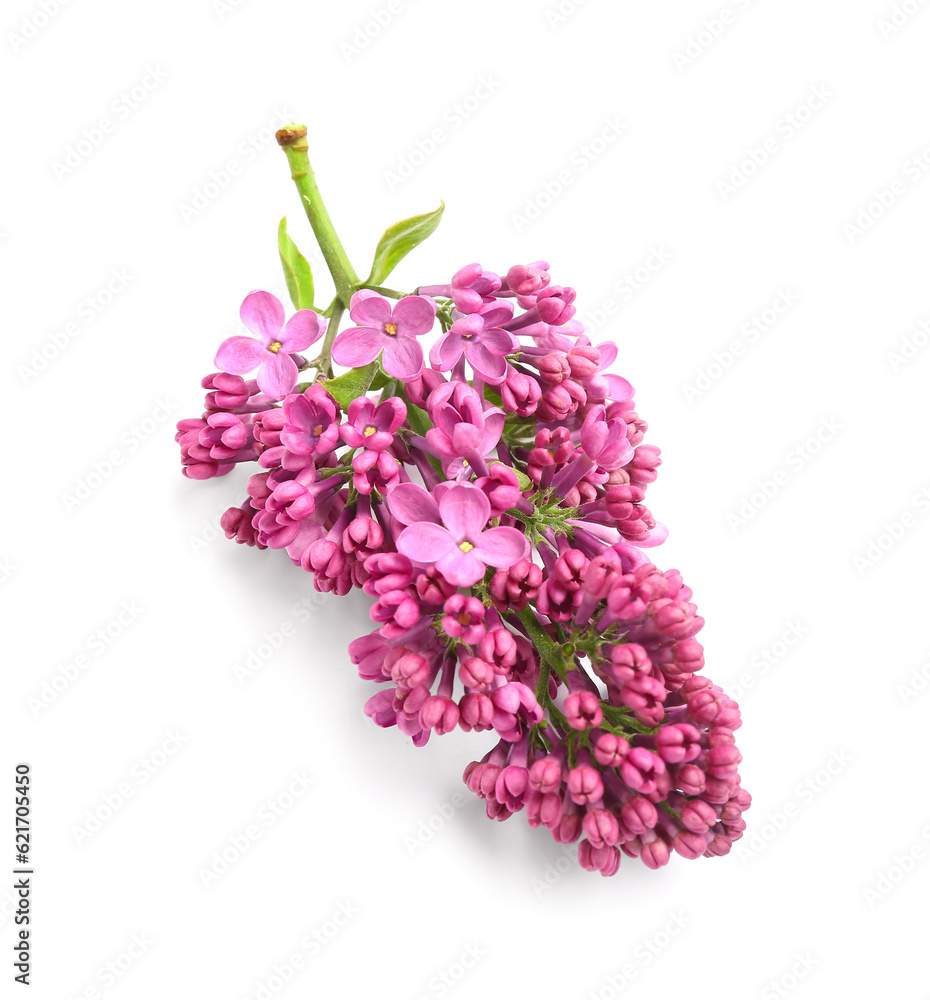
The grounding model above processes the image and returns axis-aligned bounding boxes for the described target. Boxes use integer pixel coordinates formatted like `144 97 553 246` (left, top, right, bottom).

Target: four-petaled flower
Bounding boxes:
396 483 529 587
331 290 436 381
215 290 325 397
429 302 517 384
340 396 407 451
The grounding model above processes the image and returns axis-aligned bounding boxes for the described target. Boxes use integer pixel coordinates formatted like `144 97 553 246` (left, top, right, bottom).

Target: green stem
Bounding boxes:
276 125 359 309
365 285 407 299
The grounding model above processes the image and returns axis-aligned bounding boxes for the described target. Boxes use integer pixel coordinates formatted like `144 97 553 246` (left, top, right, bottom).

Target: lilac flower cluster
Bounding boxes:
177 261 749 877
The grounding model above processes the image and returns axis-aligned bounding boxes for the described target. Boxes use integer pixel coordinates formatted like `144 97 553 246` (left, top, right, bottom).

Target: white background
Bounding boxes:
3 0 929 997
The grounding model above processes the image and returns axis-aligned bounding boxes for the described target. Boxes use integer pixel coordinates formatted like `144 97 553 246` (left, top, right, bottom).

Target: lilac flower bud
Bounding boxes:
679 798 717 834
564 691 604 731
529 757 563 794
593 732 630 768
386 648 430 690
674 764 706 797
459 657 494 691
349 632 390 681
489 559 542 612
364 689 397 728
415 567 457 607
639 835 671 870
553 812 583 844
578 839 622 876
673 830 709 860
627 444 661 487
607 643 652 685
202 371 255 411
500 368 541 416
495 766 530 812
420 695 460 735
619 748 666 795
526 790 563 829
620 795 658 835
538 353 572 384
583 807 621 849
464 761 501 798
221 502 265 548
566 766 604 806
458 693 494 732
554 548 588 591
477 629 518 673
362 553 414 596
655 724 702 764
566 345 601 381
620 674 667 727
505 262 550 296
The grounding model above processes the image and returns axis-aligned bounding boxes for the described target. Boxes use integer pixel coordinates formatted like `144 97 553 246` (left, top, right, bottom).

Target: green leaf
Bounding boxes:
278 217 315 311
321 361 380 410
367 202 445 286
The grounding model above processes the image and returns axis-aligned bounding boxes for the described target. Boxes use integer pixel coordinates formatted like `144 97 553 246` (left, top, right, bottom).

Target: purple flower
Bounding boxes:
281 384 341 459
215 291 325 397
425 382 504 461
396 483 529 587
340 396 407 451
429 303 518 384
331 290 436 381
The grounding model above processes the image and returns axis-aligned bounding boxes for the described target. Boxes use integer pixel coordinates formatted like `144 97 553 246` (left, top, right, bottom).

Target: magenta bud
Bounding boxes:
566 766 604 806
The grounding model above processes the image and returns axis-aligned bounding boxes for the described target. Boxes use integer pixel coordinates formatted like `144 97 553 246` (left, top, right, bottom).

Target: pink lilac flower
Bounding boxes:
340 396 406 450
331 290 436 381
429 303 518 384
215 290 325 396
396 484 529 587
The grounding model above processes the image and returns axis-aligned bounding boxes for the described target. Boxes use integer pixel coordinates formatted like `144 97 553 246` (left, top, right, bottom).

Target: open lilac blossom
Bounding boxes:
429 303 517 383
215 290 325 396
396 484 529 587
331 290 436 381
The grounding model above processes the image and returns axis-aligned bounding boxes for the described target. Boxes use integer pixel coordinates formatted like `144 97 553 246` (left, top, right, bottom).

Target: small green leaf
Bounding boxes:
321 361 380 410
367 202 445 286
278 217 315 311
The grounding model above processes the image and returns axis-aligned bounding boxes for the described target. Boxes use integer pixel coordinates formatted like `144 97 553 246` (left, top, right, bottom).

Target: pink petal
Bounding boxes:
596 341 618 369
439 484 491 540
430 333 465 371
257 351 298 396
387 483 441 526
349 289 392 328
281 310 325 353
479 327 518 356
436 548 486 587
240 291 284 342
474 526 530 567
604 374 635 402
214 335 267 375
331 326 384 368
465 341 508 383
392 295 437 337
478 302 514 328
382 336 424 381
397 522 458 563
635 521 669 548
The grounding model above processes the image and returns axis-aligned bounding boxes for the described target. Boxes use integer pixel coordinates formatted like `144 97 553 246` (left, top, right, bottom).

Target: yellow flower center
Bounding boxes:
459 541 474 553
268 341 283 354
457 612 472 626
384 323 398 336
363 425 377 438
313 424 323 436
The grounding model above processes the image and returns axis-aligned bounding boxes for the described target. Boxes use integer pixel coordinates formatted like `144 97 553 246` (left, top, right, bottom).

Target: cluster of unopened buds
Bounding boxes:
177 124 749 877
